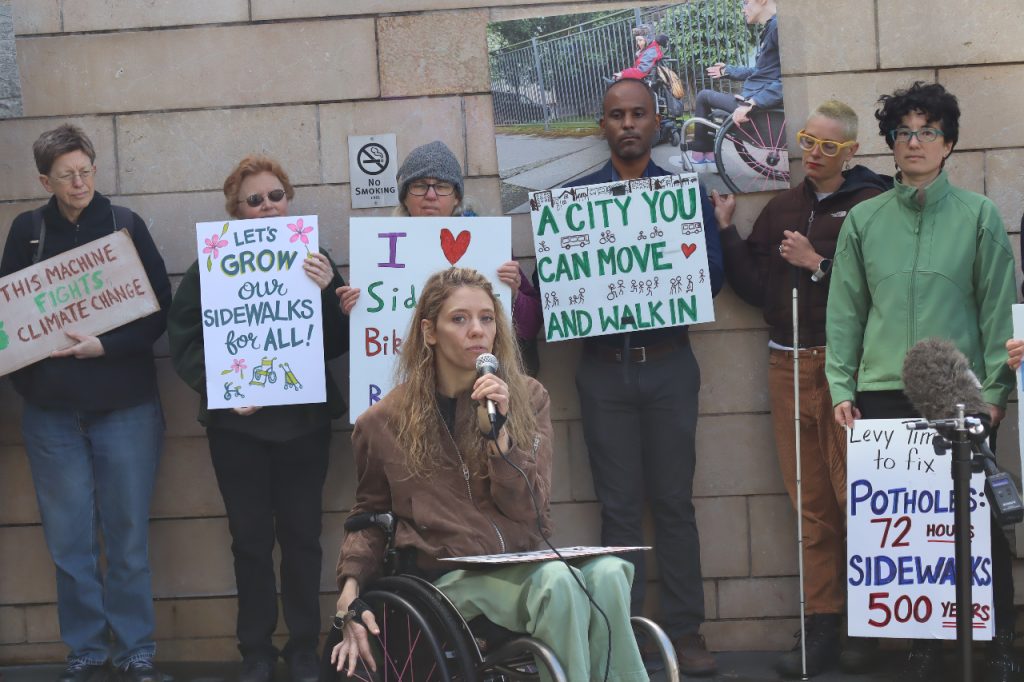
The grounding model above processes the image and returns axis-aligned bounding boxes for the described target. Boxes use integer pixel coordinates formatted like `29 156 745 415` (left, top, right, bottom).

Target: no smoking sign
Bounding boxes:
349 134 399 209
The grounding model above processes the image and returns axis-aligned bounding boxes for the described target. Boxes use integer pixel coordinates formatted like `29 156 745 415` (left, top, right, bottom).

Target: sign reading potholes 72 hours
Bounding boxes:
349 134 399 209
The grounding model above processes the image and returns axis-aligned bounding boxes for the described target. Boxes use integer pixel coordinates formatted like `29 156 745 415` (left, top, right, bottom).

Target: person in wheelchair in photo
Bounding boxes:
331 267 649 681
689 0 780 164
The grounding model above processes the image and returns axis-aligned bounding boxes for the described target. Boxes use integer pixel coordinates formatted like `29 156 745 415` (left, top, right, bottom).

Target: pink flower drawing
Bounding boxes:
230 358 248 377
203 234 229 259
288 218 313 247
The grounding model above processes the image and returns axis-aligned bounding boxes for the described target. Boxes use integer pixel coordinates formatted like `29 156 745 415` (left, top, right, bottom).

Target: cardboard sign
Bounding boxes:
0 230 160 377
348 216 511 422
349 134 399 209
528 174 715 342
847 419 993 640
196 215 325 409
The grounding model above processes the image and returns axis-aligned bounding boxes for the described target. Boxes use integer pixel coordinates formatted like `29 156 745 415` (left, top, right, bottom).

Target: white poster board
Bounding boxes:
0 231 160 377
528 173 714 342
348 217 512 422
847 419 993 640
1013 304 1024 480
349 134 399 209
196 215 325 409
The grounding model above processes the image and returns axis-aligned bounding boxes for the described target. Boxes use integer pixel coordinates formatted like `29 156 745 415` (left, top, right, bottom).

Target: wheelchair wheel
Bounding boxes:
714 108 790 193
631 616 680 682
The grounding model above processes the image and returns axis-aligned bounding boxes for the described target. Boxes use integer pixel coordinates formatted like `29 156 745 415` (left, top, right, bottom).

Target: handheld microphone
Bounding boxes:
475 353 500 426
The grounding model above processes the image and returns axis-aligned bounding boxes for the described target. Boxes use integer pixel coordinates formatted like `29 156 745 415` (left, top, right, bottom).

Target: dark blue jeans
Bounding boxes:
22 397 164 666
576 343 704 637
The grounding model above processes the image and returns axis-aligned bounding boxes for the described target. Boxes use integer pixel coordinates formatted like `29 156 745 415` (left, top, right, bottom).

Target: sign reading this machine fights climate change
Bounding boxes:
196 215 325 409
529 174 714 342
0 230 160 377
847 419 993 640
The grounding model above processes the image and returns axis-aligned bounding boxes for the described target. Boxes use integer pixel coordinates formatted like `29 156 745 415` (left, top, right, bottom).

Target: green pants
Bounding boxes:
434 555 647 682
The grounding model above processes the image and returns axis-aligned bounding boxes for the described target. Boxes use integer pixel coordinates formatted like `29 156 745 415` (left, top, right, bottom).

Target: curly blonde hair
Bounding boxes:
393 268 535 478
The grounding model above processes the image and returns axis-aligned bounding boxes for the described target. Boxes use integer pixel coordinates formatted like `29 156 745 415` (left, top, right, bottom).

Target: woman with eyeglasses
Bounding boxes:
711 100 889 677
337 140 543 374
168 155 349 682
825 82 1019 682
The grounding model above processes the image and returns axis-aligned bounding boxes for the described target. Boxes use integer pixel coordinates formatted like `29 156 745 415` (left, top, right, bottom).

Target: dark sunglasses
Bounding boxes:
239 189 286 207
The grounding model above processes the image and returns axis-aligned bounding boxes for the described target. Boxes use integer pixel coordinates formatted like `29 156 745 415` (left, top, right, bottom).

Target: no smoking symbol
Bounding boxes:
357 143 389 176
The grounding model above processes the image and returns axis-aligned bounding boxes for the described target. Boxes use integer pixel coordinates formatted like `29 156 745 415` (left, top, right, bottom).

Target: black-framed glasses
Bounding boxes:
888 127 944 145
407 181 455 197
240 189 286 207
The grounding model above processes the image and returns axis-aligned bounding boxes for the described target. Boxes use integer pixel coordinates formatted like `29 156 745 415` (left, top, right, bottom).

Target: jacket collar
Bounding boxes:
43 191 112 229
607 158 667 182
894 170 951 212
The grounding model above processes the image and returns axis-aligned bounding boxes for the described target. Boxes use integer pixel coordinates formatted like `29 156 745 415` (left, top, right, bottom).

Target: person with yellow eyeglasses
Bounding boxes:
712 100 890 677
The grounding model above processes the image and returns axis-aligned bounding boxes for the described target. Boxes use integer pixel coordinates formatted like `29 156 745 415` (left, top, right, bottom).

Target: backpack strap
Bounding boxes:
110 204 135 237
30 207 46 265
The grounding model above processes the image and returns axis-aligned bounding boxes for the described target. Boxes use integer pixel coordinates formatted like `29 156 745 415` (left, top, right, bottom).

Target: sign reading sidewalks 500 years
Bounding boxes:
0 230 160 377
529 173 715 342
847 419 993 640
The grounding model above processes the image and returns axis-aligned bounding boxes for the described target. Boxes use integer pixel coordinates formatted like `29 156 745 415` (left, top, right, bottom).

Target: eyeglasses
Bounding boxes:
408 181 455 197
51 167 95 185
239 189 287 207
888 127 944 144
796 131 855 157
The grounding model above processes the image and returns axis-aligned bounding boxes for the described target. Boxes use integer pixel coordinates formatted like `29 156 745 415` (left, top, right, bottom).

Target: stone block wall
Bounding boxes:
1 0 1023 662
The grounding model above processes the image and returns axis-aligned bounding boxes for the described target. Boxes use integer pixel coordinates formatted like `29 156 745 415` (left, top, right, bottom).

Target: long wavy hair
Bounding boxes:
392 268 535 478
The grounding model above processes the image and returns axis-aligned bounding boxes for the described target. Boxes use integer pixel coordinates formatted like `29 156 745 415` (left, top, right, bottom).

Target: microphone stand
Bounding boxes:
791 265 808 680
949 404 974 682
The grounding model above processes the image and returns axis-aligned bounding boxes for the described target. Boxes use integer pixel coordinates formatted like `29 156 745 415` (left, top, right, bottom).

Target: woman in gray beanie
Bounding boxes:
338 140 543 373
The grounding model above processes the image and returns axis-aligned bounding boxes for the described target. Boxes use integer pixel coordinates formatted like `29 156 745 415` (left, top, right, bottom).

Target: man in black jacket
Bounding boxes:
566 78 724 675
713 101 889 677
0 124 171 682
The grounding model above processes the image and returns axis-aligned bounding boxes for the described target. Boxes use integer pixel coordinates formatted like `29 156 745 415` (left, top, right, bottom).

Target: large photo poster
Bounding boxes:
196 215 325 409
528 173 714 342
847 419 993 640
488 1 789 216
348 217 512 422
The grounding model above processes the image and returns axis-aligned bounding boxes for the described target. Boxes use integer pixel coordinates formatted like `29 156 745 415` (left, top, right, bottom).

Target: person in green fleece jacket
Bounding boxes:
825 82 1018 682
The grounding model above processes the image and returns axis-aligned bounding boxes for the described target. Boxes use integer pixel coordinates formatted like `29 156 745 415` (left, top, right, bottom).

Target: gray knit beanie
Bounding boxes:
397 141 464 201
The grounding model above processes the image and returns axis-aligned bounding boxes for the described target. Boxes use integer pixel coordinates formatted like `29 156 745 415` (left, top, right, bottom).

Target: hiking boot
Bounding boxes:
286 650 319 682
839 636 879 673
775 614 840 678
239 658 274 682
902 640 943 681
672 633 716 676
986 632 1023 682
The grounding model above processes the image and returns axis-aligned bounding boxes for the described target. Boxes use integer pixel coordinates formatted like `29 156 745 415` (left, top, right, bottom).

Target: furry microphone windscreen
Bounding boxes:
901 337 988 420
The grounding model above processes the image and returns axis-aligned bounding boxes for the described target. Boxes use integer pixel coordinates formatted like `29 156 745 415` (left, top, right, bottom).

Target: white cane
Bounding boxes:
791 265 809 680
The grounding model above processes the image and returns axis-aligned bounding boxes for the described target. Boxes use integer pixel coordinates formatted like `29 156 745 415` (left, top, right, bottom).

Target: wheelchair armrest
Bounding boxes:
344 511 396 534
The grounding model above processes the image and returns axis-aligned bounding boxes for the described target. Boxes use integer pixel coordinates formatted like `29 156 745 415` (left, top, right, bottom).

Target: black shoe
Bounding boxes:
239 658 274 682
118 661 166 682
776 614 840 678
286 650 318 682
901 640 943 681
839 636 879 673
986 633 1023 682
58 662 107 682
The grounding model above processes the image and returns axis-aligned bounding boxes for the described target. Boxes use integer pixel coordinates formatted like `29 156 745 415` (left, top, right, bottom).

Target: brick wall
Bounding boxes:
1 0 1023 663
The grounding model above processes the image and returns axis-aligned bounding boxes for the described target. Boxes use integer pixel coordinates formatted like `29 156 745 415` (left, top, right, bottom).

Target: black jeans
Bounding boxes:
208 425 331 660
856 390 1015 635
691 89 740 152
576 343 704 637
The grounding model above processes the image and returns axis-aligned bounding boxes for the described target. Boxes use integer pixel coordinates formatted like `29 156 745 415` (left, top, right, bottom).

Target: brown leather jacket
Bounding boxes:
336 377 554 589
720 165 890 347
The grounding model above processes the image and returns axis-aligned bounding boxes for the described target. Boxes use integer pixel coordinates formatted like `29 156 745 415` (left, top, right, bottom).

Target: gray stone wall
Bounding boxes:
0 0 22 118
1 0 1023 663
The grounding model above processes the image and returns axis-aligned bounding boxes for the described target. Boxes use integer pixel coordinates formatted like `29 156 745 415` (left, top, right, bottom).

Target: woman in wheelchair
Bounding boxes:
331 267 648 681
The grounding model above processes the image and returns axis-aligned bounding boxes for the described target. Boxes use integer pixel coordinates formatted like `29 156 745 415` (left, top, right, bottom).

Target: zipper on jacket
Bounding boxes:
440 416 506 553
908 211 923 347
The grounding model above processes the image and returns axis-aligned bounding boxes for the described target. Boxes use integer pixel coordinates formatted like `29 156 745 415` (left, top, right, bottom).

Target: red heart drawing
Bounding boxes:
440 229 471 265
681 243 698 258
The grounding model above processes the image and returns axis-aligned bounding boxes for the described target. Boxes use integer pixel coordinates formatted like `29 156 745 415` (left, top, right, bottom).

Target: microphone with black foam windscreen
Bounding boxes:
475 353 500 427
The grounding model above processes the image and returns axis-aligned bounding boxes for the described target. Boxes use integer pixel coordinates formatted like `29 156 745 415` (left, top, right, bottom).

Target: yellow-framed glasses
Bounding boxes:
796 130 855 157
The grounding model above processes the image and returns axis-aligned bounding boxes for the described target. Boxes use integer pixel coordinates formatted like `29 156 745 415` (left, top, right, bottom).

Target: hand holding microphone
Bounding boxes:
474 354 509 435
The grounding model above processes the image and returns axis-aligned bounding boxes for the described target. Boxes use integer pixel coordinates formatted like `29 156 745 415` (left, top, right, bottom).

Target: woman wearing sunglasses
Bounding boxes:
168 155 349 682
712 100 889 677
337 140 543 374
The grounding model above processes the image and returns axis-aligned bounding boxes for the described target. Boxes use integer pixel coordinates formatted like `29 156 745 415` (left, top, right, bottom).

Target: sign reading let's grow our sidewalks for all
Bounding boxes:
529 173 715 342
196 215 325 409
0 230 160 377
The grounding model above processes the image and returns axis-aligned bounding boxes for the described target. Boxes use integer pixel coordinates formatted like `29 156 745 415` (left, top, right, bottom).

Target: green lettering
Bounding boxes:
366 281 385 313
537 205 559 236
537 256 556 283
566 203 585 231
613 196 632 227
680 188 698 220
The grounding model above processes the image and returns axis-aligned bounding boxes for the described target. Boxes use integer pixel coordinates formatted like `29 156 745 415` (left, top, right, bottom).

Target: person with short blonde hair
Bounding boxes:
714 99 890 677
